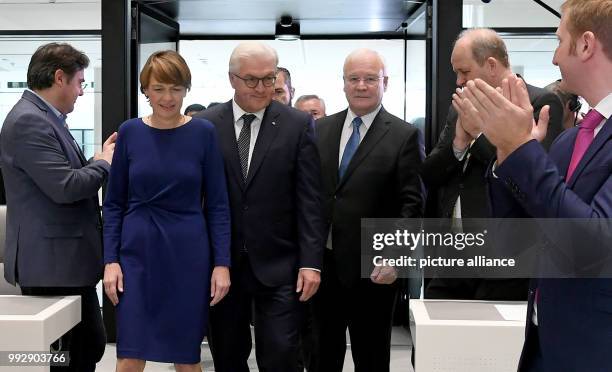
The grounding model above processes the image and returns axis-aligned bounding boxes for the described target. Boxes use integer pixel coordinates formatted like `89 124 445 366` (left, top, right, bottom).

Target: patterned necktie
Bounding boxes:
338 117 363 179
566 109 605 180
238 114 256 181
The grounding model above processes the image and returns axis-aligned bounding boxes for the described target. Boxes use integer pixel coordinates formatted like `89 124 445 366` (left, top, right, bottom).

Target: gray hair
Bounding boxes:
295 94 325 108
455 28 510 68
343 48 387 76
229 42 278 73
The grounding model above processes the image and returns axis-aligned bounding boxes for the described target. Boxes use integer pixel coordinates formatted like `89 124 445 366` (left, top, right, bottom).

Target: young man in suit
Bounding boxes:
422 28 564 301
456 0 612 370
313 48 425 372
0 43 116 371
273 66 295 106
197 42 324 372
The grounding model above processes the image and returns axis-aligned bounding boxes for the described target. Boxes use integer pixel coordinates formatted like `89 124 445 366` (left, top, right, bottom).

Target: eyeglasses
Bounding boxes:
232 73 276 88
344 75 383 87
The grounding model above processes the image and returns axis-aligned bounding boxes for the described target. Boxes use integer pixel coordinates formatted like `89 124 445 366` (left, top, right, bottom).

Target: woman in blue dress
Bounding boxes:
102 50 231 372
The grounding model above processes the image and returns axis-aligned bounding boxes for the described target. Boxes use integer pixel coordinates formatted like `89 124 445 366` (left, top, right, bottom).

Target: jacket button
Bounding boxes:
243 205 248 211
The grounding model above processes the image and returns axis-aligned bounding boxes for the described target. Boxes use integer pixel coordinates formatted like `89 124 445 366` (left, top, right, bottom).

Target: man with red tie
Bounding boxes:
455 0 612 370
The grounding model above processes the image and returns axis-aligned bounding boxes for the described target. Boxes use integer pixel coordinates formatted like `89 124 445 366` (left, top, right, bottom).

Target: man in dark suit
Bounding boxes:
421 28 563 301
457 0 612 370
0 43 116 371
313 48 424 372
197 42 323 372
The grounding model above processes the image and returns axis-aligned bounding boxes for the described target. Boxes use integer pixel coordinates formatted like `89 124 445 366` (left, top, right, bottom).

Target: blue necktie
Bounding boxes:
338 117 362 179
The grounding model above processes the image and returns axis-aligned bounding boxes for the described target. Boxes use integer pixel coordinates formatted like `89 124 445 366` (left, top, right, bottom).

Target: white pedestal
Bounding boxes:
0 296 81 372
410 299 526 372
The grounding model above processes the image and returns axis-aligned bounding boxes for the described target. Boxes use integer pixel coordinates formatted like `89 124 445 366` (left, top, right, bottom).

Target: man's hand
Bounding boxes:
453 88 482 139
460 77 548 164
452 116 472 152
94 132 117 165
103 262 123 306
370 265 397 285
210 266 231 306
296 269 321 302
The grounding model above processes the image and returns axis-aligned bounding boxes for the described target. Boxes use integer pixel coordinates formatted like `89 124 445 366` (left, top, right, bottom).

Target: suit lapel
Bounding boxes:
245 103 280 187
216 101 246 190
567 117 612 187
23 91 86 167
554 128 578 181
321 111 346 192
336 108 390 191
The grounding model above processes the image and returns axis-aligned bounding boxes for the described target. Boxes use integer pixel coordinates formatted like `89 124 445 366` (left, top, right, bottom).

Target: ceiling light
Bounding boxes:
275 15 300 41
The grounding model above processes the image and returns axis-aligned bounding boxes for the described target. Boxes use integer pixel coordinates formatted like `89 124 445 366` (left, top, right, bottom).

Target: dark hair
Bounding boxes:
140 50 192 94
27 43 89 90
276 66 292 89
184 103 206 115
545 80 581 112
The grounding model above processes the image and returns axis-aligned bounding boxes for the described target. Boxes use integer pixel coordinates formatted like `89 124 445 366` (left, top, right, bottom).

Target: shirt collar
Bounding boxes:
27 89 65 121
232 99 266 124
593 92 612 120
346 104 382 130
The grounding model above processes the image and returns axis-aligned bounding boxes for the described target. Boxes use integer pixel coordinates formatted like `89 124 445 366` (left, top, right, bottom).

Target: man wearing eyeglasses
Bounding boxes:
196 41 324 372
1 42 116 371
313 48 425 372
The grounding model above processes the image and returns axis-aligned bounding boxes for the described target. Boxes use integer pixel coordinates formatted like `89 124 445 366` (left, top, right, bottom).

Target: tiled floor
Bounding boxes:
97 327 414 371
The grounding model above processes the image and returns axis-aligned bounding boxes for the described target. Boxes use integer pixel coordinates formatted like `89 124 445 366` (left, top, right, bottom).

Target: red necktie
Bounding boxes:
566 109 605 180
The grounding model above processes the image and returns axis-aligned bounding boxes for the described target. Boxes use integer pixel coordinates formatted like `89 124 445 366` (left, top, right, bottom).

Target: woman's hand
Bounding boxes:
103 263 123 306
210 266 231 306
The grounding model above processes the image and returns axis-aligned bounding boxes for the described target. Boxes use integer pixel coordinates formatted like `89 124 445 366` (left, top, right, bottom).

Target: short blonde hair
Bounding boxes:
561 0 612 61
140 50 191 94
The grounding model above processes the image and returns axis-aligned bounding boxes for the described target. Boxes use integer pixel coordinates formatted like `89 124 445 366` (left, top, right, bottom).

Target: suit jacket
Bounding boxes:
0 90 109 287
197 100 324 287
421 82 563 219
420 82 563 301
490 116 612 371
316 107 425 288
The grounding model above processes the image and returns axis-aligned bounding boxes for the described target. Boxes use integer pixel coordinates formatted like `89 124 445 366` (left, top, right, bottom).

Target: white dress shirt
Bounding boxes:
232 100 265 173
327 105 382 250
337 105 381 166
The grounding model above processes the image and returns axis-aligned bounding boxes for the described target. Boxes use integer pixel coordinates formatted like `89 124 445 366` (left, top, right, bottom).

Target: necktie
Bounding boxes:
566 109 604 180
338 117 362 179
238 114 256 181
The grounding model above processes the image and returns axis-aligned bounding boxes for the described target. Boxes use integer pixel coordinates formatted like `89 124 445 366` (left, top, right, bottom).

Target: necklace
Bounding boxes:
147 114 185 129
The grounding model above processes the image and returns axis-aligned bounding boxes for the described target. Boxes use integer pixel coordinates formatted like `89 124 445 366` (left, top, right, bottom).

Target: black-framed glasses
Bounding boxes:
232 73 276 88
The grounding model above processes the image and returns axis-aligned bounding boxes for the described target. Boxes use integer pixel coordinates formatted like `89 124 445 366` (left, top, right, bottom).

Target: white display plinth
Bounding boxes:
0 296 81 372
409 299 526 372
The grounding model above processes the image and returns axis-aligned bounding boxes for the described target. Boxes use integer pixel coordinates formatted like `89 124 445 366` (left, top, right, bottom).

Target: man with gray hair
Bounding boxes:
421 28 563 300
197 41 324 372
314 48 424 372
295 94 327 120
